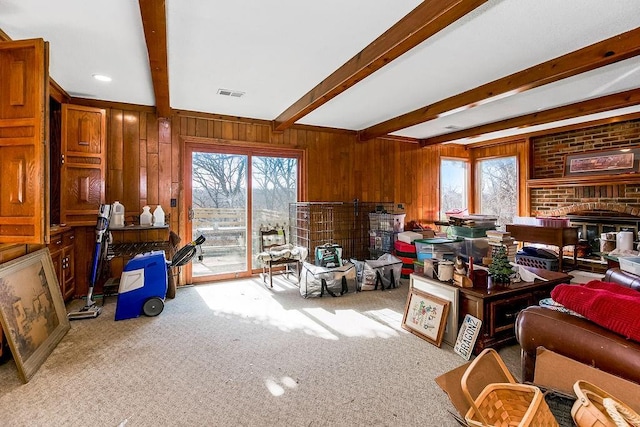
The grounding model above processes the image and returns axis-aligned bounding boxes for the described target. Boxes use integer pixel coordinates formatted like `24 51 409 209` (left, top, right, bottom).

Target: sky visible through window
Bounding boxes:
440 159 468 220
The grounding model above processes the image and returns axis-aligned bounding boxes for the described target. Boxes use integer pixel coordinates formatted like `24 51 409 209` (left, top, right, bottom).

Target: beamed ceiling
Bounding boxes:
1 0 640 145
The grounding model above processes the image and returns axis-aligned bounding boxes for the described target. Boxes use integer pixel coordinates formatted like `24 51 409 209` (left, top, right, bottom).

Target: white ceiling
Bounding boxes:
1 0 640 144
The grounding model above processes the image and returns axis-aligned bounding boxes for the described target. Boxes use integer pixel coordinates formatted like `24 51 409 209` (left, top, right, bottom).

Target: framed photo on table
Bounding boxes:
402 287 450 347
0 248 70 382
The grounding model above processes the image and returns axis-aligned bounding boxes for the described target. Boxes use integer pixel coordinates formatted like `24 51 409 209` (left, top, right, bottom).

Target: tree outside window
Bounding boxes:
477 156 517 227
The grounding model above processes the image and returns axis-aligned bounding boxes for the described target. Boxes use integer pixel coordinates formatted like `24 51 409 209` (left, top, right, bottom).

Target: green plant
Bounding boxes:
488 246 513 283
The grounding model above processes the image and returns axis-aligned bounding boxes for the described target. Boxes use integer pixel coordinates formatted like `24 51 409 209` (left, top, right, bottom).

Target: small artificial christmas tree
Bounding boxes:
488 245 513 284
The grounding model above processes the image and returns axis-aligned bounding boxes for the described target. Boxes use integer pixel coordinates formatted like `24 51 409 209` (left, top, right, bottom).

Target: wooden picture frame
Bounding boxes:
0 248 70 382
402 287 450 347
410 274 459 347
564 148 639 177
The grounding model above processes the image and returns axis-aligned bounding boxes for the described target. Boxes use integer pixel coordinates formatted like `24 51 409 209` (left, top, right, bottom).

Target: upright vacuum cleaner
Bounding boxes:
68 203 111 320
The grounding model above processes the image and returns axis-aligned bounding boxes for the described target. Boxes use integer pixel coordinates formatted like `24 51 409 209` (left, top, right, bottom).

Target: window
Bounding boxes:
440 158 469 220
477 156 517 227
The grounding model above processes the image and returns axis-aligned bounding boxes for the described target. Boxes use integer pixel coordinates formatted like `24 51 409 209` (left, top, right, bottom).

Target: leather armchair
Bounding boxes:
515 268 640 384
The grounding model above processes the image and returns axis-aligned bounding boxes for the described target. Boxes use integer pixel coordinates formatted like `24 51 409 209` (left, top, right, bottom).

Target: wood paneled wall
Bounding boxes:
174 112 425 216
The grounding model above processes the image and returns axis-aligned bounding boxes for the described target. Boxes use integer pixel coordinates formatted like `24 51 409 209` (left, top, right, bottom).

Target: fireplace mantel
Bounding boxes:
528 174 640 188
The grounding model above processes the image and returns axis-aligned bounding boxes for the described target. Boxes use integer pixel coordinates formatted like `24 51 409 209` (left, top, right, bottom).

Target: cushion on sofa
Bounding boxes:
551 280 640 342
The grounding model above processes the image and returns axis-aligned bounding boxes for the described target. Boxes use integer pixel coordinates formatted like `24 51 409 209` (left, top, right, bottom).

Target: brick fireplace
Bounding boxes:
529 118 640 217
528 118 640 271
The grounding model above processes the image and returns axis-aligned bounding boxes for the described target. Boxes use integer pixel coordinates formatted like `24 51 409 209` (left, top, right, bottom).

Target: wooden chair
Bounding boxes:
258 227 301 288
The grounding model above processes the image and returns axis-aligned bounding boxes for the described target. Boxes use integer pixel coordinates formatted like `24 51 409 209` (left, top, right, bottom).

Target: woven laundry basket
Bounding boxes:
461 348 559 427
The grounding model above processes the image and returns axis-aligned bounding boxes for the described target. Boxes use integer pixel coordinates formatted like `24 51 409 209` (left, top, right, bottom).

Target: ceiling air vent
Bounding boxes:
445 125 461 130
217 88 245 97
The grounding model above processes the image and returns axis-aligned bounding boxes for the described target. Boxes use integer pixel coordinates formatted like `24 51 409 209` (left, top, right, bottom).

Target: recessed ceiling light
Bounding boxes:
92 74 112 82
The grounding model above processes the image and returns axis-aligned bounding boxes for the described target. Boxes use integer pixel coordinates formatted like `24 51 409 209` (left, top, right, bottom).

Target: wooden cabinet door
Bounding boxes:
60 104 106 226
0 39 48 244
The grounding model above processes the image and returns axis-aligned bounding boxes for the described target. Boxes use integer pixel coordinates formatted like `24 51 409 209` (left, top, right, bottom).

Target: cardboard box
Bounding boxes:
435 352 513 419
534 347 640 412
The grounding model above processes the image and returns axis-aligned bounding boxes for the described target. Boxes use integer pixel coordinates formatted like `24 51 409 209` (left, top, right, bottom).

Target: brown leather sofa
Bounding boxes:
515 268 640 384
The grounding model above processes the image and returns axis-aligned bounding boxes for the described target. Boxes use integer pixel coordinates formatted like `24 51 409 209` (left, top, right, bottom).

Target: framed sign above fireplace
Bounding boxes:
564 148 640 177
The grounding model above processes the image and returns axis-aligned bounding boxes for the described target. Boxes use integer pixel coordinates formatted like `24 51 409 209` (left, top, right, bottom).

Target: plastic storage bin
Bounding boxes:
369 212 406 232
414 238 463 255
619 256 640 276
450 226 495 238
460 237 490 262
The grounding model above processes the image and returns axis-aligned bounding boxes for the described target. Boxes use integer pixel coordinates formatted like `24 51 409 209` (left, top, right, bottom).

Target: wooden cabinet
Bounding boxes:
0 39 48 244
48 227 76 301
60 104 106 226
458 267 571 354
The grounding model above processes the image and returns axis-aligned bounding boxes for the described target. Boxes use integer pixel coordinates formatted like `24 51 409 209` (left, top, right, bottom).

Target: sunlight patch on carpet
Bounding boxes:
264 376 299 397
303 307 400 338
365 308 406 333
194 281 338 339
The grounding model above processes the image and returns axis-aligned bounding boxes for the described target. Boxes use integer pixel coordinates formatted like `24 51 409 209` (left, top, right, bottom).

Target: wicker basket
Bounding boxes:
465 383 559 426
461 349 559 427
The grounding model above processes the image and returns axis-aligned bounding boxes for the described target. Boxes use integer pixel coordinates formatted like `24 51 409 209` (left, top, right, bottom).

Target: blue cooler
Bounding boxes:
115 251 168 321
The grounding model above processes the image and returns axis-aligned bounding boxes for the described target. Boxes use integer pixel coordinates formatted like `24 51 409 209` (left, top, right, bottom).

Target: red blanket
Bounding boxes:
551 280 640 342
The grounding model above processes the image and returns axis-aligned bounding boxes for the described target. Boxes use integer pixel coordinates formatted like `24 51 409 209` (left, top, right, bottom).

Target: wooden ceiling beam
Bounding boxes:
272 0 488 132
420 88 640 146
139 0 171 118
360 26 640 141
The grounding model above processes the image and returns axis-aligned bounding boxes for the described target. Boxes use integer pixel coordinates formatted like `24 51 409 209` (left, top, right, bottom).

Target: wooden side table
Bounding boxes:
506 224 578 271
458 267 572 354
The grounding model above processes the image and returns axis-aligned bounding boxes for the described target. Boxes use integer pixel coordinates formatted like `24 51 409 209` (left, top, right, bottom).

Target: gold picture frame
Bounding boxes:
402 287 450 347
564 148 638 177
0 248 70 382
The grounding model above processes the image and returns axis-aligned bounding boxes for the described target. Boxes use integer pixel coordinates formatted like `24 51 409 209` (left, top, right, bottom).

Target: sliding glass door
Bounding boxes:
251 156 298 269
185 143 301 283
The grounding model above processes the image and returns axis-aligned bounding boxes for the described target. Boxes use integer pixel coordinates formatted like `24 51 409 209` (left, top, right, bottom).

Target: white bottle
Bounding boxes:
140 206 152 226
112 201 125 227
152 205 165 227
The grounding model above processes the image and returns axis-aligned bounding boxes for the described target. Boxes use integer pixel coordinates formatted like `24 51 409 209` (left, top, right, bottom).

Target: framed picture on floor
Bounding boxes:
409 275 459 346
402 287 450 347
0 248 70 382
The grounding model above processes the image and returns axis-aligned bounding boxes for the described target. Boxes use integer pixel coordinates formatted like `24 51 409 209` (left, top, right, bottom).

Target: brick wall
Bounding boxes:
530 118 640 216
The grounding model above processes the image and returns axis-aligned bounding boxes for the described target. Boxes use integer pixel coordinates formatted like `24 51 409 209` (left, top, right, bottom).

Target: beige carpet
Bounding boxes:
0 276 520 427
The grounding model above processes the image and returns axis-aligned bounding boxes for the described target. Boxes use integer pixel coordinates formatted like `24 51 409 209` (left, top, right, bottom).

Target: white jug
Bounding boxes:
152 205 165 227
140 206 152 226
112 201 125 227
435 260 454 282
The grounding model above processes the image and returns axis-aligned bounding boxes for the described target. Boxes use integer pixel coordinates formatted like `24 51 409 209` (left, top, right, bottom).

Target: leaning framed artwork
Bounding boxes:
564 148 639 177
0 248 70 382
402 287 450 347
409 275 459 346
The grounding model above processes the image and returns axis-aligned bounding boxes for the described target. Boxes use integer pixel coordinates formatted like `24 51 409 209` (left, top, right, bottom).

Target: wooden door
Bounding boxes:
60 104 106 225
0 38 48 244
